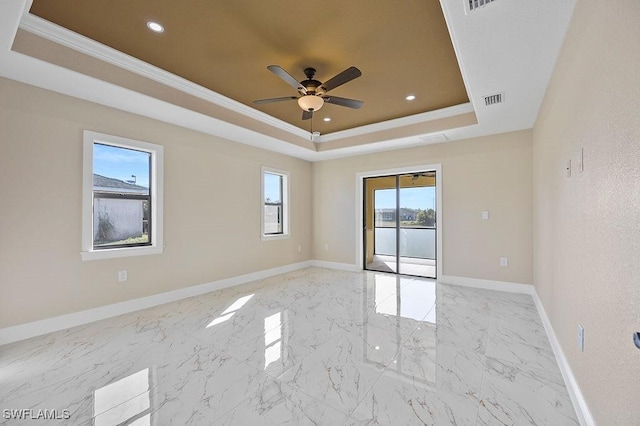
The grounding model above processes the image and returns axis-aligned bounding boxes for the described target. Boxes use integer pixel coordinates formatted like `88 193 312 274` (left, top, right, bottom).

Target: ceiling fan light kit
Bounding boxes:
254 65 363 121
298 95 324 112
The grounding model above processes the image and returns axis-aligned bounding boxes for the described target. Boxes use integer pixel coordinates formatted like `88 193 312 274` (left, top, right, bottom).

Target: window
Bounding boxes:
261 167 289 240
82 131 163 260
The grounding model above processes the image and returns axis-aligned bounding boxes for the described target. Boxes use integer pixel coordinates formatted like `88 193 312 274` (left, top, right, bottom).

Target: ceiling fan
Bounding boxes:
254 65 364 120
411 172 435 181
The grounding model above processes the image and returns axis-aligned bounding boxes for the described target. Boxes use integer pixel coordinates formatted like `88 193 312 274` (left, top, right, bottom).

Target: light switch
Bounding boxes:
481 211 489 220
578 148 584 172
578 324 584 351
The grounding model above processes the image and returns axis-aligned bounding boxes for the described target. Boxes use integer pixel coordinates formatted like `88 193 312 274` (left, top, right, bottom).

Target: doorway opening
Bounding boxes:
363 171 437 278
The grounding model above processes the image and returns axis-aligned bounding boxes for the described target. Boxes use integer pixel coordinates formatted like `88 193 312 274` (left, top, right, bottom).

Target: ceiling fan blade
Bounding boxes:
267 65 307 94
302 110 313 120
253 96 298 105
323 96 364 109
319 67 362 93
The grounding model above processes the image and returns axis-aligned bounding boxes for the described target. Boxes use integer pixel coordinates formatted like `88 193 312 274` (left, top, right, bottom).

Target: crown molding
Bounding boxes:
17 13 479 147
19 13 312 140
317 103 474 143
4 0 576 162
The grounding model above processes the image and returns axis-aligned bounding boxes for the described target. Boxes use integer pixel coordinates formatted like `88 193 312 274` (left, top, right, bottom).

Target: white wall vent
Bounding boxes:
483 92 504 106
468 0 496 12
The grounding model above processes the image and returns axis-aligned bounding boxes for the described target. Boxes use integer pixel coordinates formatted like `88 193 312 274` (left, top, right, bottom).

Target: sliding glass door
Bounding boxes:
363 172 436 278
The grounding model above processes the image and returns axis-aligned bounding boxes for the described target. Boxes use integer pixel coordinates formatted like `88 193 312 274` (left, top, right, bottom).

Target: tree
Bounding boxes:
416 209 435 226
416 209 428 225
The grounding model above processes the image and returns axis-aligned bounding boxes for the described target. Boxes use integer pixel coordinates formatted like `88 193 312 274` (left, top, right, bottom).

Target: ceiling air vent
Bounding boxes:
483 92 504 106
420 133 449 144
468 0 496 12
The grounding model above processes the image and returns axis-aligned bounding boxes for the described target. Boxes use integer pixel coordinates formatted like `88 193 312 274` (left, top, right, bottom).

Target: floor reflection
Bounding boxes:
365 273 437 385
93 368 151 426
206 294 254 328
264 311 287 370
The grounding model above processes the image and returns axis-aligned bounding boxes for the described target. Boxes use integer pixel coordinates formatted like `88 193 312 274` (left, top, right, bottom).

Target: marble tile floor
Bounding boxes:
0 267 579 425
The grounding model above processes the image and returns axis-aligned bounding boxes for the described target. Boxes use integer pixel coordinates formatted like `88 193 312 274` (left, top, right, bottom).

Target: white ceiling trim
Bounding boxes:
18 13 312 141
0 0 578 162
0 0 25 50
0 48 318 160
318 102 474 143
17 12 477 145
0 2 465 162
312 132 461 161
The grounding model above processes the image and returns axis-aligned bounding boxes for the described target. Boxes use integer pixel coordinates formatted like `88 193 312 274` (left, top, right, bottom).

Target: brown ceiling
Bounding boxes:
29 0 469 135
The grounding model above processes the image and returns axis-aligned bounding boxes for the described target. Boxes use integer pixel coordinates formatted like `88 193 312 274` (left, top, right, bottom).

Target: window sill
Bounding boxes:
81 245 164 261
261 234 290 242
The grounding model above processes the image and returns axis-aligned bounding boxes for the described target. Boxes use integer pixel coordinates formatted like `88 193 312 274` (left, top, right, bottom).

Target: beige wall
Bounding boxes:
313 130 533 284
0 78 312 328
532 0 640 423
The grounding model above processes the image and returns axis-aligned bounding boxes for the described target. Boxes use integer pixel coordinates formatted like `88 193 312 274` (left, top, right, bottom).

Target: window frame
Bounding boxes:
261 166 289 241
81 131 164 261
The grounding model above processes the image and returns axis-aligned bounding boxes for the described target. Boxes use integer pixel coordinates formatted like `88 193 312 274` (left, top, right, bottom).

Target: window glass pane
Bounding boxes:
374 188 396 228
399 187 435 228
94 144 150 194
93 198 149 247
93 144 151 248
264 204 282 234
263 173 282 203
264 172 283 235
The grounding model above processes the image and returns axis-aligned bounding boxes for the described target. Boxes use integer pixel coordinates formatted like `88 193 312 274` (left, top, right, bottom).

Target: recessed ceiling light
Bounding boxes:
323 117 331 122
146 21 164 33
406 95 416 101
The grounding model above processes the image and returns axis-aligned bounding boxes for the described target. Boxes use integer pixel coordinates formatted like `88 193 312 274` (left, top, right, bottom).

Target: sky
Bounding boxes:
264 172 282 202
375 187 435 210
93 143 150 188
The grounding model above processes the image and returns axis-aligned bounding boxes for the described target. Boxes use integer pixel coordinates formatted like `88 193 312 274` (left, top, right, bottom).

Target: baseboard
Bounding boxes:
532 289 595 426
438 274 534 294
311 260 360 272
0 260 313 346
440 275 594 424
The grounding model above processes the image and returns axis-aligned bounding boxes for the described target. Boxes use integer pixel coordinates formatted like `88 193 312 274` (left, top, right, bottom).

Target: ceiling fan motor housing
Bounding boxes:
301 68 321 94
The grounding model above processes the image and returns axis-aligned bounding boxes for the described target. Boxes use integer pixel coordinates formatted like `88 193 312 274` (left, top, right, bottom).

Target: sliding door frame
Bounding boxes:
356 164 443 280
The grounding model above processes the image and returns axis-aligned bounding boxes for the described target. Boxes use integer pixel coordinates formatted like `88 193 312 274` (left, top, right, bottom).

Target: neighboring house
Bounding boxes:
375 208 420 224
263 202 283 234
400 208 418 221
93 174 148 244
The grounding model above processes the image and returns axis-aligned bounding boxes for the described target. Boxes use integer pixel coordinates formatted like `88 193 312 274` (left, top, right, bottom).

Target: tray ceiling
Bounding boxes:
0 0 577 160
28 0 469 135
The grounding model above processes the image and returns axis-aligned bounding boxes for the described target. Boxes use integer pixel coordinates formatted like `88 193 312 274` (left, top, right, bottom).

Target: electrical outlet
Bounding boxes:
500 257 508 267
482 211 489 220
578 324 584 351
118 270 127 282
324 243 329 251
297 245 302 253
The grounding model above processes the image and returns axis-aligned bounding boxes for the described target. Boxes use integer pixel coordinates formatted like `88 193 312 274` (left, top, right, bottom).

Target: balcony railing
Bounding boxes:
374 227 436 259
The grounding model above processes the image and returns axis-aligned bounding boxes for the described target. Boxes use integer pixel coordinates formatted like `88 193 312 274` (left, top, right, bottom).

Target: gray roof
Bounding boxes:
93 174 148 193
